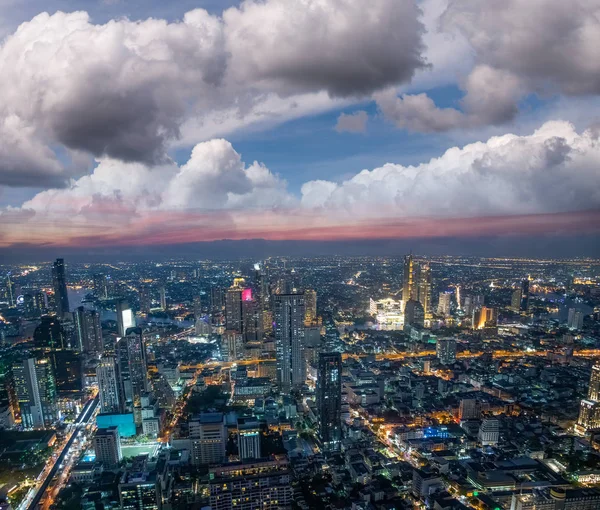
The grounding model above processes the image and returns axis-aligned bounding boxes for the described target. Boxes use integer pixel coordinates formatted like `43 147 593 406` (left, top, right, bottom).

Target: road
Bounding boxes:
23 396 99 510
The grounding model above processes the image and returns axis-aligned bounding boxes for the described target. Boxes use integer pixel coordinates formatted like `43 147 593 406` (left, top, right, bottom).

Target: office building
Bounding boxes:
304 289 317 325
52 258 70 318
94 426 122 468
478 418 500 446
437 292 452 317
225 279 245 332
436 338 457 365
237 419 261 460
50 349 82 392
190 413 227 465
222 331 244 362
417 264 432 320
211 286 225 311
474 306 498 330
98 355 122 414
12 357 58 428
588 365 600 401
33 315 68 350
273 292 305 392
520 278 530 312
93 273 108 299
139 286 151 316
316 352 342 451
159 286 167 311
209 456 293 510
242 297 262 343
568 308 584 330
116 328 148 409
511 288 522 312
116 299 135 337
74 306 103 352
402 254 418 303
459 399 481 421
404 299 425 328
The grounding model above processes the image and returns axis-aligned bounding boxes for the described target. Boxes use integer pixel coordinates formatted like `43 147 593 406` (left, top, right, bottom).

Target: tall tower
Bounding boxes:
402 255 415 303
52 258 70 318
74 306 103 352
116 328 148 409
225 279 244 332
98 355 122 414
139 286 151 316
304 289 317 325
520 278 530 312
12 357 57 429
317 352 342 451
417 264 432 320
273 292 306 392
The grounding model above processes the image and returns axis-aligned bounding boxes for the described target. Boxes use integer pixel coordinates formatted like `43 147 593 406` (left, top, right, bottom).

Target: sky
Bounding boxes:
0 0 599 259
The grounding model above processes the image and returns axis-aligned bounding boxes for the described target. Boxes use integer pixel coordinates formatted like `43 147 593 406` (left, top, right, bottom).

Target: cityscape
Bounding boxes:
0 255 599 510
0 0 600 509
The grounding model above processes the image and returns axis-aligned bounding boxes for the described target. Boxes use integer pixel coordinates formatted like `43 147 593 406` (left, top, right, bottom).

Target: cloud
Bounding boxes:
301 120 600 217
2 120 598 248
0 0 426 187
378 0 600 132
224 0 426 97
335 111 368 133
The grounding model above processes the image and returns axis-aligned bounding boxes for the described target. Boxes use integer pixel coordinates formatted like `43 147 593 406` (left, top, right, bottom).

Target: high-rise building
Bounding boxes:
404 299 425 328
436 338 457 365
98 355 122 414
74 306 103 352
116 299 135 337
568 308 584 330
304 289 317 325
473 306 498 330
511 288 522 312
159 286 167 311
459 399 481 421
94 426 122 468
50 350 82 392
273 292 306 392
193 295 202 318
402 255 418 303
139 286 151 316
316 352 342 451
242 298 262 343
478 418 500 446
225 279 245 332
209 456 293 510
211 286 225 311
437 292 452 317
237 419 261 460
52 258 70 318
33 315 68 350
520 278 530 312
93 273 108 299
222 331 244 361
190 413 227 465
417 264 432 320
576 365 600 434
12 357 58 429
116 328 148 409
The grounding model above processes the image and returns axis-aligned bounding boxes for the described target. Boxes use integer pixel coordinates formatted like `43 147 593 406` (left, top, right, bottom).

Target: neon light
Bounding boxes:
242 288 252 301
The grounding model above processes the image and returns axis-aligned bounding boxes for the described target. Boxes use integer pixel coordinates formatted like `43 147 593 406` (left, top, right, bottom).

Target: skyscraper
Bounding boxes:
316 352 342 451
304 289 317 325
273 292 306 392
402 255 418 303
568 308 584 330
520 278 530 312
139 286 151 316
94 427 122 468
436 338 457 365
116 328 148 409
404 299 425 328
116 299 135 337
577 364 600 434
225 279 245 332
417 264 432 320
74 306 103 352
52 258 70 318
12 357 58 429
437 292 452 317
98 355 123 414
242 298 263 343
33 316 68 350
159 286 167 311
93 273 108 299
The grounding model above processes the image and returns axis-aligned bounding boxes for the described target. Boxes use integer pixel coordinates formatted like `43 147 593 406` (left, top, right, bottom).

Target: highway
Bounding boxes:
24 396 99 510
